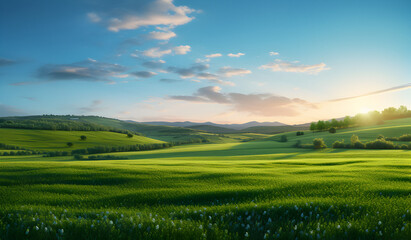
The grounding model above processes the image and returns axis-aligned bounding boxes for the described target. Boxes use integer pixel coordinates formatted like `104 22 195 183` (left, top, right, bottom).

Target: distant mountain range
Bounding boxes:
139 121 288 130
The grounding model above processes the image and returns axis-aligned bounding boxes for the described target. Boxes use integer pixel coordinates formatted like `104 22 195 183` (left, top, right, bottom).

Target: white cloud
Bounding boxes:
269 51 279 56
227 53 245 58
259 59 329 74
148 31 176 40
173 45 191 55
195 58 210 63
97 0 197 32
141 47 173 58
87 12 101 23
205 53 222 58
218 66 251 77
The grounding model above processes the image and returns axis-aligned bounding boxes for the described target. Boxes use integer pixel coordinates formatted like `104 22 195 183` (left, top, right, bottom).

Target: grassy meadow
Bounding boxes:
0 117 410 239
0 128 164 151
1 141 410 239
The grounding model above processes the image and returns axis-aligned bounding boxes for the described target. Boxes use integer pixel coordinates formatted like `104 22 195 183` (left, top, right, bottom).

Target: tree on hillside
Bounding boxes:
351 135 359 146
67 142 73 147
313 138 327 149
310 122 317 132
80 135 87 141
127 133 133 138
329 127 336 133
279 135 288 142
317 120 326 131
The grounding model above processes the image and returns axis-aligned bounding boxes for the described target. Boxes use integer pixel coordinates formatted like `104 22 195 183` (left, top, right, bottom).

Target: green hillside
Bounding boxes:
270 117 411 147
240 125 309 134
0 128 163 151
185 124 238 133
1 140 410 239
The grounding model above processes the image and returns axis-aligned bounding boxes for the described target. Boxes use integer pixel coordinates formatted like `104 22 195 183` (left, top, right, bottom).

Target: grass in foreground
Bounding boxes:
0 141 410 239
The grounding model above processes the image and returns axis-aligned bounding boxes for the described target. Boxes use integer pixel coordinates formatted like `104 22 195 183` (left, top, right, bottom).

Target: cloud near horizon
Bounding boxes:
11 59 127 86
169 86 317 116
259 59 329 74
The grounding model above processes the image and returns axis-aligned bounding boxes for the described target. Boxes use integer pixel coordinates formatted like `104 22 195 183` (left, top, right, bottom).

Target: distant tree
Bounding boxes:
317 120 326 131
331 119 339 128
329 127 336 134
279 135 288 142
310 122 317 132
80 135 87 141
127 133 133 138
296 131 304 136
67 142 73 147
350 134 359 146
313 138 327 149
377 134 385 140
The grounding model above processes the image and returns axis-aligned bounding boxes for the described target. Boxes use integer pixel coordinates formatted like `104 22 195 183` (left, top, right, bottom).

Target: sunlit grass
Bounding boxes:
0 142 410 239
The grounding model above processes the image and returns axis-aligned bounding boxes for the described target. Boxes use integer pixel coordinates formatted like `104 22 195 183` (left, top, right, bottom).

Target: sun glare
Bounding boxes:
360 107 371 114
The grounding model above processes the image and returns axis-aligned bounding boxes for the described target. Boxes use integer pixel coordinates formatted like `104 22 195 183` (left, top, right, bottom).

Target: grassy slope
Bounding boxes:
269 117 411 147
0 128 164 151
0 142 410 239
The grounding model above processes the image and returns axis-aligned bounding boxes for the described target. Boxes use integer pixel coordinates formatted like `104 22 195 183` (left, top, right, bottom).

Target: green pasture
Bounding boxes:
0 140 410 239
271 118 411 147
0 128 163 151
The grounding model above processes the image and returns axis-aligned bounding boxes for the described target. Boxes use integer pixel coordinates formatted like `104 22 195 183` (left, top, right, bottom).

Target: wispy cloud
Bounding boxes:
131 71 157 78
205 53 222 58
78 100 103 114
227 53 245 58
12 59 126 85
167 64 209 78
0 104 25 117
142 60 166 69
259 59 329 74
169 86 316 116
328 83 411 102
0 58 19 67
269 51 279 56
218 66 251 77
147 31 176 40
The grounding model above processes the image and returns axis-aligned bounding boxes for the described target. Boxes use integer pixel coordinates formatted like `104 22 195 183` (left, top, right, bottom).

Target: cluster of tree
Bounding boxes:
0 143 28 150
332 135 411 150
310 106 411 132
0 117 137 135
0 150 41 156
384 134 411 141
279 135 288 142
313 138 327 149
74 154 128 160
296 131 305 136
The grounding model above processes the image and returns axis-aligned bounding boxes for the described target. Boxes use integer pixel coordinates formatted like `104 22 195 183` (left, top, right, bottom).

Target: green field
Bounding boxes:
270 118 411 147
1 142 410 239
0 118 410 239
0 128 164 151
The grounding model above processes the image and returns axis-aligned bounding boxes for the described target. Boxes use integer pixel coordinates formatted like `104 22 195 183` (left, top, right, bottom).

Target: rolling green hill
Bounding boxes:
0 128 164 151
269 117 411 147
240 125 309 134
185 124 238 133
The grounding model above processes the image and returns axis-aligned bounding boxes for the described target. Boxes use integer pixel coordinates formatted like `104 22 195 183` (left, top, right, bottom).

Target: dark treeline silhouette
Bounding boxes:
310 106 411 131
0 115 137 134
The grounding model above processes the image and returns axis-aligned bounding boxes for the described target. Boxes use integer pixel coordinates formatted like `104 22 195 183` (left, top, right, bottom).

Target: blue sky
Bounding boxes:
1 0 410 124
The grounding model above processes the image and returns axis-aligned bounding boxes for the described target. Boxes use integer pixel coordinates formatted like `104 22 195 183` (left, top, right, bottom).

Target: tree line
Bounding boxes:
0 117 137 135
310 106 411 131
